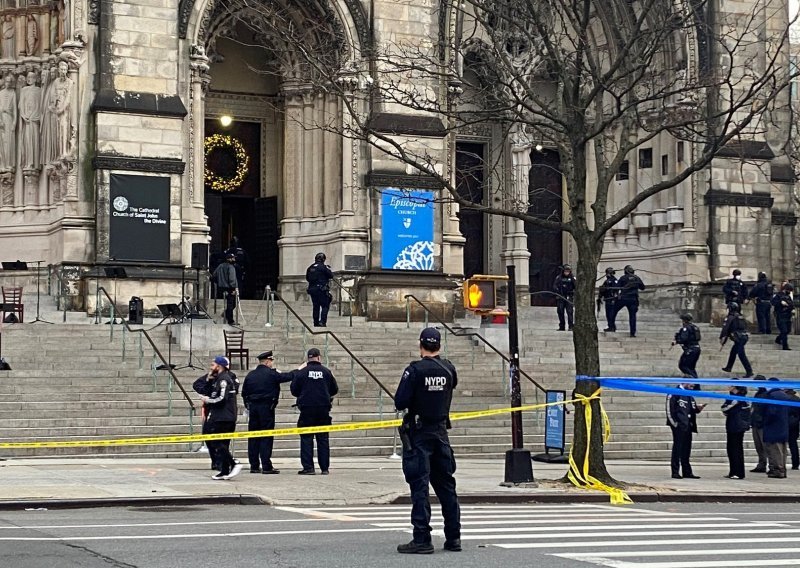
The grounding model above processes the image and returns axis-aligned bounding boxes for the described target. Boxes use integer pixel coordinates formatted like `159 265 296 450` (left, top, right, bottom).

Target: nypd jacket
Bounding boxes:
666 389 700 432
553 274 576 298
723 278 748 304
395 356 458 427
720 313 748 342
306 262 334 292
617 274 645 301
290 361 338 408
771 292 795 321
199 370 238 423
674 323 701 349
721 399 751 433
241 365 294 408
598 275 619 301
749 278 774 303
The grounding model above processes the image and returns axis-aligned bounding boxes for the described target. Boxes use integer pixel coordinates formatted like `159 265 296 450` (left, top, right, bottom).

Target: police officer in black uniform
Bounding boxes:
666 383 706 479
672 314 702 379
291 348 338 474
553 264 576 331
241 351 295 474
720 302 753 377
749 272 774 334
306 252 334 327
598 267 619 332
772 284 795 351
395 327 461 555
723 269 748 306
611 265 646 337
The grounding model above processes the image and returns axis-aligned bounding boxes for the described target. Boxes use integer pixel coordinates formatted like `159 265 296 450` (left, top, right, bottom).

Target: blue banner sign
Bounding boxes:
545 390 566 451
380 188 435 270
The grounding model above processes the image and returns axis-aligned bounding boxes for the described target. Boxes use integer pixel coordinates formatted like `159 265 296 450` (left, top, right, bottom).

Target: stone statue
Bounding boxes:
2 15 14 60
0 74 17 172
26 15 38 56
40 60 72 165
19 71 41 170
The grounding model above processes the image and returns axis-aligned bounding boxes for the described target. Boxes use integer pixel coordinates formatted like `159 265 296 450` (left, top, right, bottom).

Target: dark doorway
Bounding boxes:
525 149 563 306
455 142 486 278
204 119 277 299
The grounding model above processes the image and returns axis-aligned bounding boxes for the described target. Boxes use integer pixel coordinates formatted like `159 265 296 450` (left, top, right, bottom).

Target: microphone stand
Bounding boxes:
31 260 53 324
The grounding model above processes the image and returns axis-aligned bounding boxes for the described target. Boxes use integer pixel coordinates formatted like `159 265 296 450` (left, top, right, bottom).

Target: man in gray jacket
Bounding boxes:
213 253 238 325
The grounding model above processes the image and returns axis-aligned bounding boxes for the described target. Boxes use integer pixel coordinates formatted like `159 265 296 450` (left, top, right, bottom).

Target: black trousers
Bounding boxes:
726 430 746 478
725 337 752 375
221 288 236 325
298 406 331 472
247 402 277 471
613 298 639 335
205 420 237 475
670 425 693 476
556 298 573 329
789 423 799 469
604 299 616 330
678 347 701 379
402 433 461 545
308 287 331 326
755 302 771 334
777 319 791 350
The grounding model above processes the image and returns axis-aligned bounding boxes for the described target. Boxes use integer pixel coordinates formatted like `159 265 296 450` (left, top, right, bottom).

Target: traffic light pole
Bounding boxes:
504 264 534 484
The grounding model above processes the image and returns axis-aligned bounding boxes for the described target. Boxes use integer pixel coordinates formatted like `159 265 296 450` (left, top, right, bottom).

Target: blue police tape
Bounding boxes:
577 375 800 390
593 378 800 408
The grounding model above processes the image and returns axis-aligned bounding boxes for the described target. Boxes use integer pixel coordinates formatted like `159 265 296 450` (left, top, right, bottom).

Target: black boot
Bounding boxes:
397 541 434 554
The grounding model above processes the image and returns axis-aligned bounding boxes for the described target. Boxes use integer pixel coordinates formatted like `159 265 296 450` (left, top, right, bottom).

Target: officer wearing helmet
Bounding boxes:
598 267 619 332
771 283 795 351
553 264 576 331
749 271 774 334
394 327 461 555
610 265 646 337
305 252 334 327
720 302 753 377
723 269 748 306
672 314 701 378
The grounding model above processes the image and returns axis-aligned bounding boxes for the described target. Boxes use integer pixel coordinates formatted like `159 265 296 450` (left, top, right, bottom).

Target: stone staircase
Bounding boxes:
0 291 795 463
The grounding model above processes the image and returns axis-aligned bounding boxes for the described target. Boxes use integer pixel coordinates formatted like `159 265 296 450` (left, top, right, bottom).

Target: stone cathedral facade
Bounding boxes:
0 0 794 320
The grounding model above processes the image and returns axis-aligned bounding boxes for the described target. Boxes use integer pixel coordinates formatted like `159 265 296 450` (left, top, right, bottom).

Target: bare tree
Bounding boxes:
206 0 797 485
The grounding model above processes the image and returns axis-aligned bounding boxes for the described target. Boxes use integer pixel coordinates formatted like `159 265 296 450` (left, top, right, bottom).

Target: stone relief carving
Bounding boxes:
25 14 38 56
40 59 72 165
19 70 41 171
1 15 13 59
0 73 16 172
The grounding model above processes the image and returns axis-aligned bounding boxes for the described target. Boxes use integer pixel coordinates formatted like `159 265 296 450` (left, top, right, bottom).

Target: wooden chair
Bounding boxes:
223 329 249 370
1 286 23 323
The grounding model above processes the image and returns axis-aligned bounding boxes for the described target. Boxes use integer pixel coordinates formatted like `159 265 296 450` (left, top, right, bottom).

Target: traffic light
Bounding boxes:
463 279 496 311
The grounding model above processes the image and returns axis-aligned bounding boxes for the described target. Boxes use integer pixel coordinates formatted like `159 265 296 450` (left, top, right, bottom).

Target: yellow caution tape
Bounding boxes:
567 388 633 505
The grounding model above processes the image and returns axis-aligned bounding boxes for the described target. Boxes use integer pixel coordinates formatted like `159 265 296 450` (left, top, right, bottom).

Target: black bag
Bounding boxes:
0 358 10 371
3 313 18 323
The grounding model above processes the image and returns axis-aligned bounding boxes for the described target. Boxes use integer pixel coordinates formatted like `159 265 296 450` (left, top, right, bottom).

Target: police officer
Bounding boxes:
672 314 701 379
598 267 619 332
306 252 334 327
212 253 238 326
241 351 295 474
720 302 753 378
291 348 338 474
194 356 241 480
749 272 774 334
224 236 249 294
666 383 706 479
723 269 748 306
611 265 645 337
771 283 794 351
553 264 576 331
395 327 461 555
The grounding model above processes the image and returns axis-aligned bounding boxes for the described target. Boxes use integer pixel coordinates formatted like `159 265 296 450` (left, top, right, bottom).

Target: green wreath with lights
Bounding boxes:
204 134 250 193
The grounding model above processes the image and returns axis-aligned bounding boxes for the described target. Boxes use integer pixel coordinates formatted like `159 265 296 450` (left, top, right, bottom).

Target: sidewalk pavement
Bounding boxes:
1 456 799 509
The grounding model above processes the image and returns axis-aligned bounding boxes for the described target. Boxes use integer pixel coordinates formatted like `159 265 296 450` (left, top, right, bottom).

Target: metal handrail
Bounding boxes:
404 294 546 394
270 291 394 400
95 286 195 410
329 277 354 327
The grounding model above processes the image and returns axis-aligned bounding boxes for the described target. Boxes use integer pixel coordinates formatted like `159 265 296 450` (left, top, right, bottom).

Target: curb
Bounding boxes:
392 492 800 504
0 494 267 511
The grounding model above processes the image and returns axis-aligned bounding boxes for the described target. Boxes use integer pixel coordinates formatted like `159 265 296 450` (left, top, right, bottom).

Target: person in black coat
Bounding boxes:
194 356 241 480
723 269 748 306
598 267 619 332
749 272 774 334
786 389 800 471
673 314 701 379
771 284 795 351
306 252 335 327
763 379 791 478
553 264 576 331
666 383 706 479
721 384 751 479
611 265 645 337
720 302 753 378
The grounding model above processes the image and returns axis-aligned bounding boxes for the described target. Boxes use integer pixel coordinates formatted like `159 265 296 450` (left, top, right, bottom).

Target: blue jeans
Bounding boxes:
402 432 461 544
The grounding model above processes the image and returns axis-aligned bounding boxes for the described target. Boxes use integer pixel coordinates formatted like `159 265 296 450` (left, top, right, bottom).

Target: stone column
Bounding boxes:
336 73 359 215
322 93 339 216
302 91 315 217
189 45 210 206
501 130 532 289
282 88 305 219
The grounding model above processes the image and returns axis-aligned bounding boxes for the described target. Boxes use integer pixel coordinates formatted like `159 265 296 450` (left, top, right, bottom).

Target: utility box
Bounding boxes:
128 296 144 325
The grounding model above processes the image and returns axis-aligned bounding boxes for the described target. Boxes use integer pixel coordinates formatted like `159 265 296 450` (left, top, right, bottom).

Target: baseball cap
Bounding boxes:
213 355 230 368
419 327 441 346
307 348 321 358
257 351 274 361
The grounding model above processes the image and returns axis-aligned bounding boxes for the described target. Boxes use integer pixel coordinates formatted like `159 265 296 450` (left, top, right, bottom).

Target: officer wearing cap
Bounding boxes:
305 252 334 327
290 347 338 474
212 253 238 325
194 356 241 480
553 264 576 331
241 351 295 474
394 327 461 555
672 313 701 379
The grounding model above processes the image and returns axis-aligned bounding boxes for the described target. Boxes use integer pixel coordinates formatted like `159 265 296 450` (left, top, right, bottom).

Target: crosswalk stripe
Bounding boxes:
495 536 800 549
460 527 800 540
558 547 800 559
370 516 734 528
575 560 800 568
457 522 763 534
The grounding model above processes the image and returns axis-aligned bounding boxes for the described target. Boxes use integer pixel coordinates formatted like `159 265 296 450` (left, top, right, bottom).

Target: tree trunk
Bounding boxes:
566 235 619 486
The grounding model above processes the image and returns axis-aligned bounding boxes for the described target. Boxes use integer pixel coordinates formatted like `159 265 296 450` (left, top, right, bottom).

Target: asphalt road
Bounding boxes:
1 502 799 567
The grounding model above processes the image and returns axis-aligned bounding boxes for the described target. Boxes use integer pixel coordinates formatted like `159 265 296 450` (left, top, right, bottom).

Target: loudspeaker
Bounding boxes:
191 243 209 269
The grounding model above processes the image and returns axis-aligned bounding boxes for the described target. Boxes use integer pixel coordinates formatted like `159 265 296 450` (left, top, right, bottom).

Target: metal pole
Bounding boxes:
406 297 410 328
389 411 401 460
